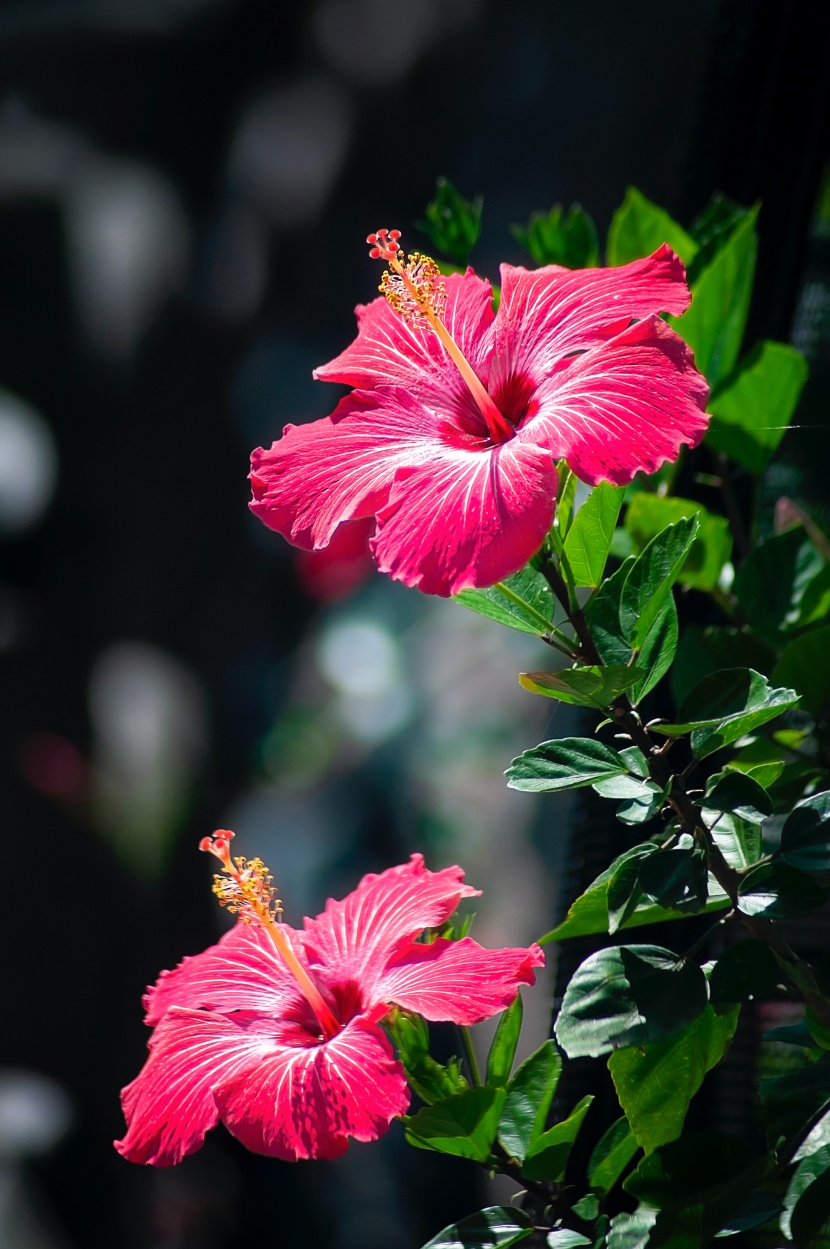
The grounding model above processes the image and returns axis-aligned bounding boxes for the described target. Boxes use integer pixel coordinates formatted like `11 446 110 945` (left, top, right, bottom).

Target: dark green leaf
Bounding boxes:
405 1088 506 1162
554 945 709 1059
637 847 709 914
522 1095 594 1182
506 737 626 793
709 941 788 1011
511 203 600 268
782 1146 830 1244
518 665 646 709
688 194 751 281
671 625 776 706
781 792 830 873
607 187 698 267
564 483 624 588
624 1132 759 1207
707 340 808 474
544 845 730 943
608 1006 739 1153
498 1040 561 1164
672 205 759 385
713 1189 784 1237
417 176 482 266
486 995 523 1089
774 626 830 721
703 770 773 824
420 1205 534 1249
655 667 800 758
733 527 824 644
588 1116 640 1194
455 565 555 636
624 493 732 592
737 862 827 919
620 518 698 650
761 1059 830 1155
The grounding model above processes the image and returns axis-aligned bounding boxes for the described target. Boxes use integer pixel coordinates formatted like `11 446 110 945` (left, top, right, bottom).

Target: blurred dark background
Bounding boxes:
0 0 828 1246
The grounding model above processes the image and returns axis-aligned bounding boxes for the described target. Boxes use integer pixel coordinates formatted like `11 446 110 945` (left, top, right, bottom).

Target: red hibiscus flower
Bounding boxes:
249 231 709 597
116 834 543 1164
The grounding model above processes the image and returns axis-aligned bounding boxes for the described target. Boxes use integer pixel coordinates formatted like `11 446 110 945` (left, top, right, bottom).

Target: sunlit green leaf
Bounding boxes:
518 664 645 708
454 565 555 635
564 483 624 588
420 1205 534 1249
498 1040 561 1164
588 1116 640 1195
654 668 800 758
405 1088 506 1161
607 187 698 267
672 205 759 385
522 1095 594 1182
707 340 808 474
486 995 523 1089
506 737 626 793
780 792 830 873
737 862 827 919
609 1007 739 1154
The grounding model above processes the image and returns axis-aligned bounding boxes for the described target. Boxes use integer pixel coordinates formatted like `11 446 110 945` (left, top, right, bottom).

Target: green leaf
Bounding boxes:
624 493 732 592
655 667 800 758
564 483 624 588
737 862 827 919
417 176 483 266
556 467 579 536
713 1189 784 1237
420 1205 534 1249
620 517 699 650
544 845 731 943
588 1116 641 1194
609 1006 739 1153
522 1094 594 1182
733 527 824 644
506 737 627 793
608 1206 705 1249
519 665 646 709
498 1040 562 1164
782 1146 830 1244
607 187 698 267
405 1088 506 1161
554 945 709 1059
781 792 830 873
511 203 600 269
454 564 556 636
486 995 523 1089
672 204 759 385
774 625 830 721
709 940 788 1011
707 340 809 474
703 770 773 824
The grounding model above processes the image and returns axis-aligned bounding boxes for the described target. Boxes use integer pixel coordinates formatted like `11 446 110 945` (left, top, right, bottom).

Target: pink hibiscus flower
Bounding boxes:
249 230 709 596
116 833 543 1165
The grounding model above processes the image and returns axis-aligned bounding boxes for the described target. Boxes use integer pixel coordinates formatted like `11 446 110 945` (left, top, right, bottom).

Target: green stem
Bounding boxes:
458 1025 482 1088
547 526 579 616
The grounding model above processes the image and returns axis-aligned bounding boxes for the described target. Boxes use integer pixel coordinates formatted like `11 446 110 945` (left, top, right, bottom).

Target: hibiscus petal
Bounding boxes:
249 389 440 549
370 425 558 596
215 1013 409 1161
302 854 479 997
314 270 495 394
521 315 709 484
376 936 545 1024
115 1008 280 1166
143 922 307 1027
491 246 692 384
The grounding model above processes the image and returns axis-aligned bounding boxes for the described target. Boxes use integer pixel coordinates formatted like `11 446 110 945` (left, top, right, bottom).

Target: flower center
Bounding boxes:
367 229 514 445
200 830 339 1039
